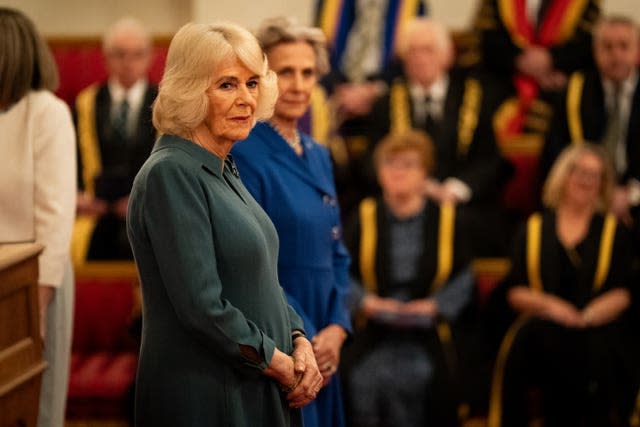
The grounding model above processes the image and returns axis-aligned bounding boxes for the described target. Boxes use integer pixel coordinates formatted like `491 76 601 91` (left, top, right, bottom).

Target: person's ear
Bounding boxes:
442 45 455 70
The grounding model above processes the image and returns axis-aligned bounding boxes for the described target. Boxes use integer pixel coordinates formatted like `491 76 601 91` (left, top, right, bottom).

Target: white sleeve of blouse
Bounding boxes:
33 92 77 287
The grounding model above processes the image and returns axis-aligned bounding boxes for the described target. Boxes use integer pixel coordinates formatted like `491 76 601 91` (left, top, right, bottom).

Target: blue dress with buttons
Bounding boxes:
233 122 352 427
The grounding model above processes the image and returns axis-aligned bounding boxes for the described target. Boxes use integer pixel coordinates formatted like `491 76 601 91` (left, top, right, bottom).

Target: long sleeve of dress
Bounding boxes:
328 236 353 332
136 159 289 371
33 92 77 286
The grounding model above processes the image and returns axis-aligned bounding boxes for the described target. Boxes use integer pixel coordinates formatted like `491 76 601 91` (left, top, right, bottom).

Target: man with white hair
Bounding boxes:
73 17 157 262
359 17 513 257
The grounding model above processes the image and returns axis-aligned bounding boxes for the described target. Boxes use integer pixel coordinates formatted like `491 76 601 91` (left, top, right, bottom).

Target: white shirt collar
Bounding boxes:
108 79 148 137
108 78 148 106
526 0 543 25
408 75 449 103
602 70 639 101
408 75 449 121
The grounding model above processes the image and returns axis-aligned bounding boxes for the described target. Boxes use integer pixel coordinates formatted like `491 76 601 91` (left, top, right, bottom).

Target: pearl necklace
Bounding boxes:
268 121 302 154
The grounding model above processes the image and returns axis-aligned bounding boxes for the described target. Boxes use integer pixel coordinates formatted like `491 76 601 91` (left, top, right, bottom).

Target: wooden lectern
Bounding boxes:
0 243 48 427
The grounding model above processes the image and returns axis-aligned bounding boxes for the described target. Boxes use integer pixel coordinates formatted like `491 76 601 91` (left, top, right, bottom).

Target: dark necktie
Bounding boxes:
424 95 439 139
113 99 130 141
603 84 622 171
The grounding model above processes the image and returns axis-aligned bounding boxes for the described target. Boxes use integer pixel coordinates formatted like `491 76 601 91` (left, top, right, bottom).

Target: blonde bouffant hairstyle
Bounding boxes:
153 21 278 138
542 142 615 213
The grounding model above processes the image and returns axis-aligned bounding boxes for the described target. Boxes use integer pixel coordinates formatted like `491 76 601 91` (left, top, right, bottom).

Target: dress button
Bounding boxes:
323 195 336 205
331 226 341 240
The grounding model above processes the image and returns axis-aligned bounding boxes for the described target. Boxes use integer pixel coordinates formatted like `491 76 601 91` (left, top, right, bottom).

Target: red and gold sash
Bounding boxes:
497 0 589 138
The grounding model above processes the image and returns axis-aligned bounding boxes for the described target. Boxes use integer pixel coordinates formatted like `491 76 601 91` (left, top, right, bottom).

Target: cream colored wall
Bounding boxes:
0 0 190 36
3 0 640 37
0 0 313 36
191 0 313 32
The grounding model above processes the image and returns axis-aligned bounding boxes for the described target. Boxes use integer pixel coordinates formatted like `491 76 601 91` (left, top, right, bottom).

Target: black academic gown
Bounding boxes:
74 82 158 260
343 198 476 426
488 210 636 426
357 70 513 255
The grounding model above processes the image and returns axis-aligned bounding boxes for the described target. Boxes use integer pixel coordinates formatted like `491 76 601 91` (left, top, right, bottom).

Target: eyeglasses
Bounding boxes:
107 48 150 62
570 165 602 182
380 157 424 170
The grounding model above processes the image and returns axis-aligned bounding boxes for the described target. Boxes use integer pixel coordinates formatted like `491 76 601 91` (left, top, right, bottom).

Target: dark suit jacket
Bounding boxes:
75 82 158 199
362 71 511 204
542 68 640 184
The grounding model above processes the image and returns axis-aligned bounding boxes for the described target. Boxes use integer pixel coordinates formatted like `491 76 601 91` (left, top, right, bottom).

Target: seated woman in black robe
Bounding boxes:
488 143 636 427
342 130 476 427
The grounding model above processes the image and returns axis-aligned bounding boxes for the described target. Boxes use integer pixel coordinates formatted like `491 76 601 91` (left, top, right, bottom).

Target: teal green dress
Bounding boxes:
127 134 304 426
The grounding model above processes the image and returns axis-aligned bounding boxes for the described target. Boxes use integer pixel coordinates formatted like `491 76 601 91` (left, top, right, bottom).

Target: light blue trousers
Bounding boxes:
38 262 74 427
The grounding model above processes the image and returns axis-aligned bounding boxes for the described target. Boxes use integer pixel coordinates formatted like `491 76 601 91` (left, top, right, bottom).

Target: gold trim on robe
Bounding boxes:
489 210 618 426
72 84 102 266
567 71 586 144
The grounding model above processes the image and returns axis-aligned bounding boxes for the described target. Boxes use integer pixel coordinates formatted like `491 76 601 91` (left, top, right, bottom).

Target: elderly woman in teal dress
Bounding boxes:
127 21 323 427
232 16 352 427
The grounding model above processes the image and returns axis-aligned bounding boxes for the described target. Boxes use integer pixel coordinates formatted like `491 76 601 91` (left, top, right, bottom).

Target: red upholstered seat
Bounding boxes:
496 131 545 218
501 153 542 217
472 258 510 308
49 37 160 421
67 353 137 418
72 279 136 353
66 262 140 420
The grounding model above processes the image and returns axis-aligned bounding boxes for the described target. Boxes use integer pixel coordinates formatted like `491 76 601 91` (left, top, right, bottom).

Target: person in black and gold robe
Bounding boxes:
342 130 480 427
357 18 512 256
475 0 600 138
542 16 640 235
487 143 636 427
473 0 600 218
73 17 157 262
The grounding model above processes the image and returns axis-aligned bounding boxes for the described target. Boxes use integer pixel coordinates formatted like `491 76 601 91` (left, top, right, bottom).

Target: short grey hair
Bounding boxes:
152 21 278 138
102 16 151 53
593 15 640 44
254 16 330 77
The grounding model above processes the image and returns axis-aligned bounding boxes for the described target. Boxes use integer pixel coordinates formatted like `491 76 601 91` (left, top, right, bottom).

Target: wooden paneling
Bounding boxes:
0 244 47 427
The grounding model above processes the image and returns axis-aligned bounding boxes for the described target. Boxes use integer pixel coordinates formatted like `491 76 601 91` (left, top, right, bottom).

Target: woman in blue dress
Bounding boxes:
232 16 352 427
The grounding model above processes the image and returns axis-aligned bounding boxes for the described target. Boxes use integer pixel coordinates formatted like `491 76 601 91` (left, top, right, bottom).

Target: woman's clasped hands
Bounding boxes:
287 336 324 408
265 336 323 408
